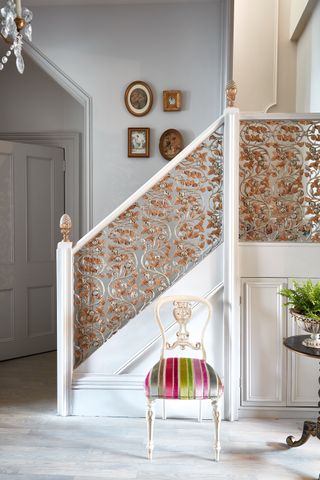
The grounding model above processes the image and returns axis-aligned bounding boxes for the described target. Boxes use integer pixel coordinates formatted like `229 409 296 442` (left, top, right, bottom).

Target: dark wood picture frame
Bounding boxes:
163 90 182 111
128 128 150 158
125 81 153 117
159 129 183 161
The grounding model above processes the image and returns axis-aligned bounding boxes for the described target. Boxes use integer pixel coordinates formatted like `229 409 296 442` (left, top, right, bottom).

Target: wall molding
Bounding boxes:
73 373 144 390
290 0 318 40
24 41 93 233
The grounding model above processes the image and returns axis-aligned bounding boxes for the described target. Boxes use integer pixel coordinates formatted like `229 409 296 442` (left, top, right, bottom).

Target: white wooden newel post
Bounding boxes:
223 81 240 421
57 214 73 416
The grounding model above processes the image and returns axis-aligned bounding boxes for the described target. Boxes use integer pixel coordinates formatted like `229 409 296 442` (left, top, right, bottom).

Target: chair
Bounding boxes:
144 295 224 461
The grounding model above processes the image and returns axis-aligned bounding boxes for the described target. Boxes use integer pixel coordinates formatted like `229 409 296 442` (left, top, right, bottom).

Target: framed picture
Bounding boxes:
163 90 182 111
128 128 150 157
159 129 183 161
125 81 153 117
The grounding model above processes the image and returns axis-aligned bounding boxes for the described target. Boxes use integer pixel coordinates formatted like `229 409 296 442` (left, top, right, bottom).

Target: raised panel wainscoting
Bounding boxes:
240 276 318 417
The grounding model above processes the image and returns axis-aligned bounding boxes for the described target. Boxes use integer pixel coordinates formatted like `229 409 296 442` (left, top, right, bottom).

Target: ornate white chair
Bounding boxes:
144 295 224 461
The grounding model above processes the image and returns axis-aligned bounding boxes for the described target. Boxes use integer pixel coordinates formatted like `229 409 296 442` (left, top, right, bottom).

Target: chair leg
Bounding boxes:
212 399 221 461
146 398 155 460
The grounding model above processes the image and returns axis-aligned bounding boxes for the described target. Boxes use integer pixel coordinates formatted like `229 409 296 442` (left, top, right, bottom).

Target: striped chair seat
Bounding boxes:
145 357 224 400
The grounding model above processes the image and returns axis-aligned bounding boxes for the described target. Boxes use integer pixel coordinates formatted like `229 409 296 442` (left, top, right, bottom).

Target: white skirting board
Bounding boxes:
72 374 221 419
239 407 318 420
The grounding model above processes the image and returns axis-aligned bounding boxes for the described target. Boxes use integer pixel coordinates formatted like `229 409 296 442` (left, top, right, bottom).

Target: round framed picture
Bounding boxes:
124 80 153 117
159 129 184 161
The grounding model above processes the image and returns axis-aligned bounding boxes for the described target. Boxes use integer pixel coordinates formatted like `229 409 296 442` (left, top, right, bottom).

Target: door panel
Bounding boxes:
286 278 319 407
241 278 287 406
0 141 64 361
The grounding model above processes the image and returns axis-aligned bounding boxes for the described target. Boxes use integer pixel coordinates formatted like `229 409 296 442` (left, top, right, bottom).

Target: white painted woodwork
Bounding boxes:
223 107 240 421
241 278 287 407
286 278 319 407
290 0 317 39
0 141 64 361
57 241 73 417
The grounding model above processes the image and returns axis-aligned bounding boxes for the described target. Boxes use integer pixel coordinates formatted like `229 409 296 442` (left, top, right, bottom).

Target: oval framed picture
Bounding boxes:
159 129 184 161
124 80 153 117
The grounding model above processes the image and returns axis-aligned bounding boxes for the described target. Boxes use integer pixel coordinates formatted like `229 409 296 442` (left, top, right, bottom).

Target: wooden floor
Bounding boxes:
0 353 319 480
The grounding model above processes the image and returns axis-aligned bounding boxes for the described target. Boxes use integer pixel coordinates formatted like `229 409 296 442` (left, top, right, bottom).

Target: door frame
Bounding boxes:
0 132 81 242
24 41 93 234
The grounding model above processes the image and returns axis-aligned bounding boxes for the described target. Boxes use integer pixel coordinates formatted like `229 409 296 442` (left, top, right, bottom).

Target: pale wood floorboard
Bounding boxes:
0 352 319 479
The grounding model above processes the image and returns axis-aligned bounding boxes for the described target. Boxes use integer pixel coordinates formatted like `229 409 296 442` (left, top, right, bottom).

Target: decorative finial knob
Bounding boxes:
226 80 237 107
60 214 72 242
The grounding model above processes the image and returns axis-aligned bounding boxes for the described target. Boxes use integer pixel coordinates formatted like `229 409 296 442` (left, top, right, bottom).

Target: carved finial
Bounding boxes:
226 80 237 107
60 214 72 242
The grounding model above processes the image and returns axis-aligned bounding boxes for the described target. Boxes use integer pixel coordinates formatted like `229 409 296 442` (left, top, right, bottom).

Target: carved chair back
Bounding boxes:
155 295 212 361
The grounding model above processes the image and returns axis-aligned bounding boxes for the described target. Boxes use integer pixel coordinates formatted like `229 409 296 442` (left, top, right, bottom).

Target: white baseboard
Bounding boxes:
239 406 318 420
72 373 218 419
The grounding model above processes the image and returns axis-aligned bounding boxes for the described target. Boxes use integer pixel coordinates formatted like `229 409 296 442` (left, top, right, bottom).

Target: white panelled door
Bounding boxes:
0 140 64 361
240 244 320 410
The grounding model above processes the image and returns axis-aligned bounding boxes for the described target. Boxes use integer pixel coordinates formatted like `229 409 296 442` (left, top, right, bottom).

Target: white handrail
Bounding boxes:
73 114 225 254
240 112 320 120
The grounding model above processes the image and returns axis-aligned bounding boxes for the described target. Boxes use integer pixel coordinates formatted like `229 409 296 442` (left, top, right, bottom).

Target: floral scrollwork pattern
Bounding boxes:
74 130 224 366
239 120 320 242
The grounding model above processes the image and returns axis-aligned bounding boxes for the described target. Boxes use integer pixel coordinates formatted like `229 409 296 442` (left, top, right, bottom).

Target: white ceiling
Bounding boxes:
27 0 215 6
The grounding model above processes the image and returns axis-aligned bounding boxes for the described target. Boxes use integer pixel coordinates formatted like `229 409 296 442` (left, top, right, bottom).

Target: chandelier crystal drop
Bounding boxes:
0 0 33 73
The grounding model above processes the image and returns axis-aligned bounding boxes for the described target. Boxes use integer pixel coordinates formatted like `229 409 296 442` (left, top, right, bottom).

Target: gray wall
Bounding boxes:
0 54 84 133
1 1 227 228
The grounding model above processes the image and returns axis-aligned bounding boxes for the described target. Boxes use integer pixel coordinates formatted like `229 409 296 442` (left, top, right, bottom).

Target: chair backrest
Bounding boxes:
155 295 212 361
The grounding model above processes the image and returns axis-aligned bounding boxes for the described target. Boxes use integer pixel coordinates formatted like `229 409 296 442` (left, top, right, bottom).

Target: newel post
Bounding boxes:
57 214 73 416
223 81 240 421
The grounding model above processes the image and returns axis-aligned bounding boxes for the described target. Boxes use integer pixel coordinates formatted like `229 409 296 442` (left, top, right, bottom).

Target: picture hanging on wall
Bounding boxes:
163 90 182 111
159 129 183 161
128 128 150 157
125 81 153 117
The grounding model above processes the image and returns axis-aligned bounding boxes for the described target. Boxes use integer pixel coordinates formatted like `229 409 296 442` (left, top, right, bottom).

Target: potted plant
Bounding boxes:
280 280 320 348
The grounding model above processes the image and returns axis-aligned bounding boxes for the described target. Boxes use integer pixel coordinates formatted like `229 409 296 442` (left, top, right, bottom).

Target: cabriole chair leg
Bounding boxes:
212 399 221 461
146 398 155 460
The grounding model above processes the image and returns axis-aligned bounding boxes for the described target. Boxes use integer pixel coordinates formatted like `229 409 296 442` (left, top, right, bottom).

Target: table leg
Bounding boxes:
287 360 320 447
286 420 317 447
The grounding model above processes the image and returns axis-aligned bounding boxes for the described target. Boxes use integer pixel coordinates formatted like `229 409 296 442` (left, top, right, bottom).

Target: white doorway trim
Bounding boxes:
0 132 81 242
24 41 93 233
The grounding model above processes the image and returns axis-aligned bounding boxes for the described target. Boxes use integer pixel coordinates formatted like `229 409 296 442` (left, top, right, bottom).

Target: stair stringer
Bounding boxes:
72 243 224 418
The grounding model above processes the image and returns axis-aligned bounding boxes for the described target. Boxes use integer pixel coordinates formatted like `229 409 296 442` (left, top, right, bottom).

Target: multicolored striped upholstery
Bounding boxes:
144 357 224 400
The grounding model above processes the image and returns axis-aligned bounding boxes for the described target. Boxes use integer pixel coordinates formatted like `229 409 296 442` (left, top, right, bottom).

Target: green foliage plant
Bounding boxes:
279 280 320 322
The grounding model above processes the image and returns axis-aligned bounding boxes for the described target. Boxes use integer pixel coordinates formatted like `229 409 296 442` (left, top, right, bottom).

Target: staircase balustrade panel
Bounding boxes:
239 119 320 242
73 128 224 366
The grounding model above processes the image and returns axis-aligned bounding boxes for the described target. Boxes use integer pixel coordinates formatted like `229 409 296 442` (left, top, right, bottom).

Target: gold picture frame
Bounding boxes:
125 81 153 117
128 128 150 158
163 90 182 111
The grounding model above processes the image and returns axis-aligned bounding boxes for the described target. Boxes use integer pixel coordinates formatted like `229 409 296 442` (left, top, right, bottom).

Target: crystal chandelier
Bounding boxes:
0 0 33 73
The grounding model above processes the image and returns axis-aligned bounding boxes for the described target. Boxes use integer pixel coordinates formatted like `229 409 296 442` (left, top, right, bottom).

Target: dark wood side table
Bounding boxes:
283 335 320 447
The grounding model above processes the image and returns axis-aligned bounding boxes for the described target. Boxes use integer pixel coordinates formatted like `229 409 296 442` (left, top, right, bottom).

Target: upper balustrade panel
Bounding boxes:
239 117 320 242
73 126 224 366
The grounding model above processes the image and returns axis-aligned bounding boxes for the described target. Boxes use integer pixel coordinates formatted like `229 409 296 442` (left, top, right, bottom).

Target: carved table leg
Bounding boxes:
286 421 317 447
287 360 320 447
